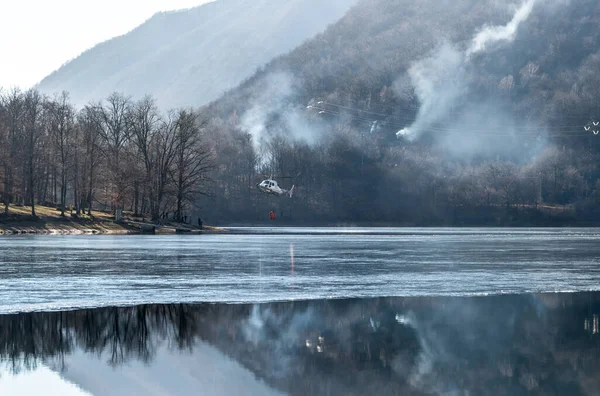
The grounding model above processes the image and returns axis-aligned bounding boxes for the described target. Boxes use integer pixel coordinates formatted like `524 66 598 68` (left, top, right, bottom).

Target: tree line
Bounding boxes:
0 89 213 222
200 111 600 225
1 86 597 226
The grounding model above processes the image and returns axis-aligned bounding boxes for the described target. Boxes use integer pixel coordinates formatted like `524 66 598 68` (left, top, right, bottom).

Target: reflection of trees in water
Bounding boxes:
0 310 72 374
0 304 197 372
0 294 600 395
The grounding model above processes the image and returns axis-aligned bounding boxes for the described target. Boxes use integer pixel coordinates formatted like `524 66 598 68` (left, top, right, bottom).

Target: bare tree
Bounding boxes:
171 110 213 222
46 92 75 216
149 113 179 221
78 105 103 215
21 89 46 217
0 89 24 215
128 96 161 217
72 121 82 215
0 92 7 213
485 162 520 208
96 93 132 212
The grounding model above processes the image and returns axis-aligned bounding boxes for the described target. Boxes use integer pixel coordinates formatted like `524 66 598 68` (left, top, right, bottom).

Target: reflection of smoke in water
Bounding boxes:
394 311 452 394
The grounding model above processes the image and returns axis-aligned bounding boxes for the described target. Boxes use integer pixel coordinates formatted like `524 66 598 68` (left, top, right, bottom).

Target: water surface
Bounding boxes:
1 292 599 395
0 227 599 312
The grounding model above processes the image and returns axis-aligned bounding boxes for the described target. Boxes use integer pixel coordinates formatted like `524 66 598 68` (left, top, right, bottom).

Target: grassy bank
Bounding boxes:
0 205 135 235
0 205 219 235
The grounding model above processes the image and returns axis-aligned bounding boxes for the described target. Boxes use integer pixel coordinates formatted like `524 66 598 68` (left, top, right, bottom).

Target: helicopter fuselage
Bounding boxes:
257 179 285 195
256 179 295 197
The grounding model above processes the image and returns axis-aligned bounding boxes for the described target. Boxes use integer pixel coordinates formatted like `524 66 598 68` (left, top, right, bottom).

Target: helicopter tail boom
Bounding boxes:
288 185 295 198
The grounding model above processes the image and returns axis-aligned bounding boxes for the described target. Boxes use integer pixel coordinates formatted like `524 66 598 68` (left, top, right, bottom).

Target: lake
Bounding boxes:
1 227 600 395
0 227 599 313
0 292 599 395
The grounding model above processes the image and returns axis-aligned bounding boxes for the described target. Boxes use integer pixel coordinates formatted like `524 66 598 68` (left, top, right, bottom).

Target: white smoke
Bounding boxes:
393 311 451 394
396 43 466 141
396 0 538 143
467 0 537 56
240 72 295 152
240 305 315 379
240 72 322 156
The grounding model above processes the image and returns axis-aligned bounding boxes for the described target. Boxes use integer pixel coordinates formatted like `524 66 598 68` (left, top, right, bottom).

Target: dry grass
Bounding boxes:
0 204 133 235
0 204 220 235
7 205 116 220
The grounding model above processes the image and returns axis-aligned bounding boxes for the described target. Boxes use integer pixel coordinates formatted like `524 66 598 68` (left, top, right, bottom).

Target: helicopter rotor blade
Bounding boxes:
271 172 302 179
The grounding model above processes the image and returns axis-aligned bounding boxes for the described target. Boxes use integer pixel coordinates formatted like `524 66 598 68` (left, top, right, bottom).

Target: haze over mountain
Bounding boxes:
4 0 600 226
198 0 600 224
36 0 357 109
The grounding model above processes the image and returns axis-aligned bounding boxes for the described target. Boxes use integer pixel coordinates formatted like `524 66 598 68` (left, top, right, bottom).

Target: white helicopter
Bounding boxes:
256 178 296 198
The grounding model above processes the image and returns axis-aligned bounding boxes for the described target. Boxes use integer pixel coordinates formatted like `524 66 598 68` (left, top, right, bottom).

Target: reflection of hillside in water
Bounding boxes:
1 293 600 395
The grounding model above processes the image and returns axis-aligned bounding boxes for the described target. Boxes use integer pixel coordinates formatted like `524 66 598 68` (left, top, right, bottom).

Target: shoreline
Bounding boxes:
2 224 599 237
0 204 223 236
0 222 224 236
3 219 600 236
2 205 599 236
1 289 597 315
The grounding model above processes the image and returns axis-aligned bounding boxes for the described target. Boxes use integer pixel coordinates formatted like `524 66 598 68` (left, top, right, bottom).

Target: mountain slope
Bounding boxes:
55 345 283 396
36 0 358 109
208 0 600 131
196 0 600 224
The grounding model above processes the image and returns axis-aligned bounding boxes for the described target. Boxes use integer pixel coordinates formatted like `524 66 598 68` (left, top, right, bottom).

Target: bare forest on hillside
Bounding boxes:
3 0 600 225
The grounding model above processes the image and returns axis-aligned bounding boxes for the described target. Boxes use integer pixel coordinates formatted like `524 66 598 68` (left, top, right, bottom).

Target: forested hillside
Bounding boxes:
199 0 600 225
36 0 357 109
2 0 600 226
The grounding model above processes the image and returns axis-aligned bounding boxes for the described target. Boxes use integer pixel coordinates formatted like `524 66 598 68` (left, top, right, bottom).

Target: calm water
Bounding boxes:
1 293 599 395
0 228 599 313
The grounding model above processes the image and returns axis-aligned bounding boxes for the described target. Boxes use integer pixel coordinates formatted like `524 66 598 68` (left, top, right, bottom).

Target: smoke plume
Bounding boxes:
240 72 322 156
240 72 294 150
395 43 466 141
396 0 539 153
241 304 316 379
467 0 537 56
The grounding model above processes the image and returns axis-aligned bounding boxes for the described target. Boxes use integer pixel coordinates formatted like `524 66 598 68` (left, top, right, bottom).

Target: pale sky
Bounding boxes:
0 366 91 396
0 0 213 89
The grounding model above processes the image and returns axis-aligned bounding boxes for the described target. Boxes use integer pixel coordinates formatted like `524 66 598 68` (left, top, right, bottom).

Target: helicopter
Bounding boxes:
256 178 295 198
